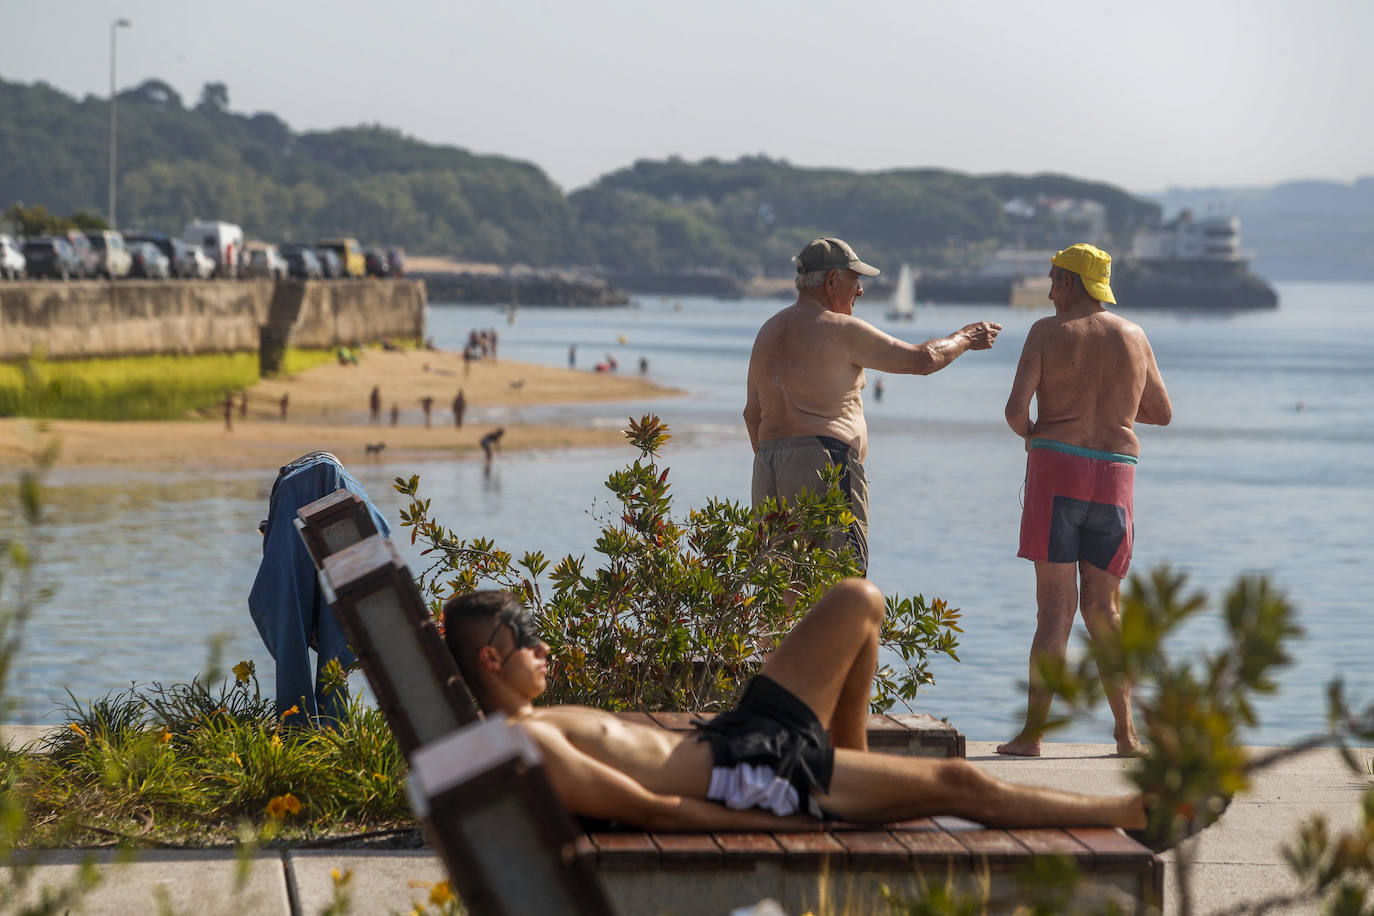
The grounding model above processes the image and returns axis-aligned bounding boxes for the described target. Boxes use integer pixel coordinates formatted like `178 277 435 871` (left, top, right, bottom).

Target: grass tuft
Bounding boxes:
0 350 334 421
17 670 411 846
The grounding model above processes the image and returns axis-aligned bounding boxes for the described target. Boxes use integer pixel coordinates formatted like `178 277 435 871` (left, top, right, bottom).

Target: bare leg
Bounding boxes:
1079 563 1145 757
997 561 1078 757
760 577 883 751
818 751 1146 829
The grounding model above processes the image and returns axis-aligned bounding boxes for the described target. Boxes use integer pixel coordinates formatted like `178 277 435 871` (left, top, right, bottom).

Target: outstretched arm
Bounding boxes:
527 722 816 832
1005 329 1042 443
845 320 1001 376
1134 339 1172 426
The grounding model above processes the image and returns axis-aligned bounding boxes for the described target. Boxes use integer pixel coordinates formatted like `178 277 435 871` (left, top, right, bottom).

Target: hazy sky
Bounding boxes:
4 0 1369 194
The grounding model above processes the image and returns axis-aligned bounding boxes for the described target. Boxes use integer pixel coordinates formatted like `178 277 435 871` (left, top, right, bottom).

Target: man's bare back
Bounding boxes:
1006 308 1170 456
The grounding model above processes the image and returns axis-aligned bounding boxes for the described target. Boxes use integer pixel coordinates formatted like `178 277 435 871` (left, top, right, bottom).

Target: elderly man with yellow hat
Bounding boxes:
998 243 1173 759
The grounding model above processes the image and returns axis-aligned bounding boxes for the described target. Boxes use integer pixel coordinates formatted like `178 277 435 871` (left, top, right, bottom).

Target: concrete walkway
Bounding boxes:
3 733 1369 915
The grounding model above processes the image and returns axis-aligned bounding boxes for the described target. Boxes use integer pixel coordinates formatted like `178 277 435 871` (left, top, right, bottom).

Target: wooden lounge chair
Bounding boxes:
296 491 1163 915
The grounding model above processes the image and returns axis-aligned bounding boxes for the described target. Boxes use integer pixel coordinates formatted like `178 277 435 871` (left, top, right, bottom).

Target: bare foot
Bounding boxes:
995 738 1041 757
1116 737 1148 758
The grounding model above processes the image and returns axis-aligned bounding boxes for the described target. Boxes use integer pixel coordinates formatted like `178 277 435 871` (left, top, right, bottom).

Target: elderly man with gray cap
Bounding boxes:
744 237 1002 573
998 243 1172 759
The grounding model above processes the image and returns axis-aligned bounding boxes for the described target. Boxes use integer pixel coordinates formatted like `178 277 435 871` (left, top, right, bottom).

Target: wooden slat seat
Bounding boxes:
590 823 1161 914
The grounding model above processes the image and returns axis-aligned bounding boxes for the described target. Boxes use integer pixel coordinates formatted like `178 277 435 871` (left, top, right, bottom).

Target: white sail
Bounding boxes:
887 263 916 320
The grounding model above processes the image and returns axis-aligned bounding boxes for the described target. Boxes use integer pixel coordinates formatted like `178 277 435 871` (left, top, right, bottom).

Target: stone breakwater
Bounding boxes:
413 269 629 306
0 279 427 371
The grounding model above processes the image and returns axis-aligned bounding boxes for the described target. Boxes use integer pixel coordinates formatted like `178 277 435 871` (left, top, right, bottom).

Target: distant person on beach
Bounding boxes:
420 396 435 429
480 427 504 465
390 403 400 427
452 389 466 429
639 355 649 375
239 392 249 420
224 393 235 432
744 237 1002 573
369 386 381 424
997 244 1172 759
279 393 289 422
568 344 576 368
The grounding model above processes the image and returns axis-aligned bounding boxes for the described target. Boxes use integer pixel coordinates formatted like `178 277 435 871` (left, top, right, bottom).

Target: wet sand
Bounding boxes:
0 348 679 471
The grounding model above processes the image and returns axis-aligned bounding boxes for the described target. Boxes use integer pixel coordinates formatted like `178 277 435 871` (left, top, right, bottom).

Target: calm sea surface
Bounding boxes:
7 282 1372 745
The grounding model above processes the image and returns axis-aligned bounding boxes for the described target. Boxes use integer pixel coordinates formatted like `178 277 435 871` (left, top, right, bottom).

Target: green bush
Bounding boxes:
397 413 962 713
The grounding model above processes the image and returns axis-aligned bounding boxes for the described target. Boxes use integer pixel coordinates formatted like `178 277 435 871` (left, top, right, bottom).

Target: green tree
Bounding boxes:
196 81 229 114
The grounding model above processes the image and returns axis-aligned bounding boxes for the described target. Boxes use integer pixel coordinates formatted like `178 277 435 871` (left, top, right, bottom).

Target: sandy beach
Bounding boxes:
0 348 680 471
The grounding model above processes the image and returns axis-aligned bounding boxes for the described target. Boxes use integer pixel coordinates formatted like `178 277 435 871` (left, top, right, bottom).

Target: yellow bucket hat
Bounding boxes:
1051 243 1115 304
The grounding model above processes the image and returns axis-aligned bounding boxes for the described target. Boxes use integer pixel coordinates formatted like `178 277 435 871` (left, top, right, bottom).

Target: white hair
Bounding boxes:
793 257 833 290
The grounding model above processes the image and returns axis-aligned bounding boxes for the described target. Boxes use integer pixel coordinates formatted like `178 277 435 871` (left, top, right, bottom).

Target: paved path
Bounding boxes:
3 735 1369 914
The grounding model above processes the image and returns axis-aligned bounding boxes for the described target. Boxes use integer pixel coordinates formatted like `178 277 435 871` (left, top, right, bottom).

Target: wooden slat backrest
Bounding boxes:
408 717 614 916
302 511 613 914
317 533 480 755
293 488 381 568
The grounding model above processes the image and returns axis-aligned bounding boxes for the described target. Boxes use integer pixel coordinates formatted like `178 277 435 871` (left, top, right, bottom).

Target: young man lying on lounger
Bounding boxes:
443 578 1189 842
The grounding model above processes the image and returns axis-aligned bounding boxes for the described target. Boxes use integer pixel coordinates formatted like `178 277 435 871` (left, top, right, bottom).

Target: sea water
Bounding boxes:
7 282 1372 745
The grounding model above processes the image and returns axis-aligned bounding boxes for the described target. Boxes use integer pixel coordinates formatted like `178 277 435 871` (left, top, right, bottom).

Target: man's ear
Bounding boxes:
476 644 503 673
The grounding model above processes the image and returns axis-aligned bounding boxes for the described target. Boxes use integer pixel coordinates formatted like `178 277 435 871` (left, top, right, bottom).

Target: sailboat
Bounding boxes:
886 263 916 321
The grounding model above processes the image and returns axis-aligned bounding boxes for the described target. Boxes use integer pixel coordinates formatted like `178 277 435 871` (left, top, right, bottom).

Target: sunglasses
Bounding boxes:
485 604 542 665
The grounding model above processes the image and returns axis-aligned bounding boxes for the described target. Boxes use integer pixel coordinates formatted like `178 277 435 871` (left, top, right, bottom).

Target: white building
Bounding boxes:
1132 211 1242 262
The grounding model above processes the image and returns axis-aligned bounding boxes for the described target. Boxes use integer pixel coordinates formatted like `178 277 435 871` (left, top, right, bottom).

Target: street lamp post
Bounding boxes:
108 17 131 229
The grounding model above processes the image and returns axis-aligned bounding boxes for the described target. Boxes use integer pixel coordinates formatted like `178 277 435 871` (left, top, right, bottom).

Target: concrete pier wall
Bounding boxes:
0 279 427 362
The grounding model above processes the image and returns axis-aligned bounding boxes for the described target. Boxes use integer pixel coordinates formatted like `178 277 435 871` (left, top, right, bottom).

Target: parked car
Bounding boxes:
169 239 205 278
363 248 391 278
279 244 323 279
0 234 27 279
125 232 201 279
84 230 133 278
21 237 82 279
127 241 171 279
244 244 288 280
314 248 343 278
315 237 366 278
59 230 99 278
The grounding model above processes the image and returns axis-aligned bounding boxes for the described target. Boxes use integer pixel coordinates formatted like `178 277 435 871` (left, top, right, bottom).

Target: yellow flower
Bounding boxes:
230 752 242 767
67 722 88 739
157 726 172 744
232 660 254 684
265 796 287 819
429 881 454 906
330 867 353 887
282 793 302 815
271 733 282 749
279 705 300 722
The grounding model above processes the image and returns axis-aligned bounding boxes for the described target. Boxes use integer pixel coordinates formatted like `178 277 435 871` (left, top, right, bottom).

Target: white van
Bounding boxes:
182 220 245 278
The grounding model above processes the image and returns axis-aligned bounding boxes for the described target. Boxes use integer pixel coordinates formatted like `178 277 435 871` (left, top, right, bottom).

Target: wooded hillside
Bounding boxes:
0 76 1161 274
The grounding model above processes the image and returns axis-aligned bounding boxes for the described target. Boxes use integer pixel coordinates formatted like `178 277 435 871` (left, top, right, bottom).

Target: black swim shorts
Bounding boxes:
695 674 835 818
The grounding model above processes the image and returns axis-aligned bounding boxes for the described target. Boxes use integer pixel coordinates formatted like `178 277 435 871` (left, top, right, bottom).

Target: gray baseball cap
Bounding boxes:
793 237 881 277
